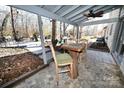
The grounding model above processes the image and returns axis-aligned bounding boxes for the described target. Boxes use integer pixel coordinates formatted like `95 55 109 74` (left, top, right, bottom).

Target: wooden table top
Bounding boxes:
61 43 86 52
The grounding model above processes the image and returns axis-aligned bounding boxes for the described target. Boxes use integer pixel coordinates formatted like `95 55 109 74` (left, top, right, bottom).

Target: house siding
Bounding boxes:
106 7 124 75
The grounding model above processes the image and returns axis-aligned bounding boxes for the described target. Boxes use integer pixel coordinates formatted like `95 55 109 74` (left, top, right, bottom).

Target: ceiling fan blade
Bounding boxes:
95 11 104 17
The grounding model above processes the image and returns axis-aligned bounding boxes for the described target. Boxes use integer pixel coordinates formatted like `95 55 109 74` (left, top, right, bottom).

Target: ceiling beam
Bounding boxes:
70 5 105 22
60 5 80 17
79 18 119 26
52 5 63 13
10 5 76 25
92 5 118 16
101 5 121 14
65 5 94 19
76 5 119 24
73 6 112 23
73 17 87 23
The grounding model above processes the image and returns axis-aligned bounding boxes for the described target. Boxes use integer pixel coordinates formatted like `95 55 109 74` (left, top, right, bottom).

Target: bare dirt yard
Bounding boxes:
88 42 110 52
0 48 44 87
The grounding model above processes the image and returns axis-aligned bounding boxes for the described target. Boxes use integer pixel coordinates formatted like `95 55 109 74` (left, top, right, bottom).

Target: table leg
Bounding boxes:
69 51 79 79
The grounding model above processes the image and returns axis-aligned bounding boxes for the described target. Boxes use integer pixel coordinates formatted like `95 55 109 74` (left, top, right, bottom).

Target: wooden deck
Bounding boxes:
12 50 124 88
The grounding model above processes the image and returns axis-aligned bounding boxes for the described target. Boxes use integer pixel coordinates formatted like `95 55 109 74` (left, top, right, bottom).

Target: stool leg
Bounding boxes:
56 67 59 86
70 63 74 79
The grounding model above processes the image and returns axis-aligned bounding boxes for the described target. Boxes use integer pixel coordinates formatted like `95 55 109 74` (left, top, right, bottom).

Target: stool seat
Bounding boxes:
56 53 72 65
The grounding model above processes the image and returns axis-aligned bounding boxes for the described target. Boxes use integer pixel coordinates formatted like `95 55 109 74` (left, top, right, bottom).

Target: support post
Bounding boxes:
37 15 47 64
52 19 56 47
60 22 62 40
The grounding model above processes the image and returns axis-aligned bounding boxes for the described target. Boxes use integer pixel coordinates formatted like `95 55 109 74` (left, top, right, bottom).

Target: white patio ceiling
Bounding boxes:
10 5 122 26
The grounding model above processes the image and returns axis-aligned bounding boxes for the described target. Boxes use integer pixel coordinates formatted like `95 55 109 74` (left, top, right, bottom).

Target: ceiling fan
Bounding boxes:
83 10 104 18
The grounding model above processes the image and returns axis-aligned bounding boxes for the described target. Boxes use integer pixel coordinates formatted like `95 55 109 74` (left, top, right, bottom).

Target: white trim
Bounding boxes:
10 5 76 25
79 18 119 26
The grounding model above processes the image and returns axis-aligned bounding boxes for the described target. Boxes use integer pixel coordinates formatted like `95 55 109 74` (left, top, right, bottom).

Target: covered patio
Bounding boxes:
10 5 122 63
1 5 124 88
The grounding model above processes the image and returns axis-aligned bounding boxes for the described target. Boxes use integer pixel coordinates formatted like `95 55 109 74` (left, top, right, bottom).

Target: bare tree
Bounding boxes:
0 11 10 43
10 6 18 41
0 13 9 34
20 12 25 35
25 15 28 38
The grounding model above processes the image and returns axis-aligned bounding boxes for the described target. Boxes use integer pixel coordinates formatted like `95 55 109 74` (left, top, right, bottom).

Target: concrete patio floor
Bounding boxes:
12 50 124 88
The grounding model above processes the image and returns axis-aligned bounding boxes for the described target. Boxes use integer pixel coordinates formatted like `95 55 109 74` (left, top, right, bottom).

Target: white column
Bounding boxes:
37 15 47 64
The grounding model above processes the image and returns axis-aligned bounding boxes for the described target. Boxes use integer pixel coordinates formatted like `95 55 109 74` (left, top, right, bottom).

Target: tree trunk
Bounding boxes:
63 22 65 36
21 14 25 35
0 13 9 39
25 16 28 38
10 6 18 41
